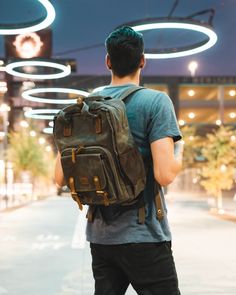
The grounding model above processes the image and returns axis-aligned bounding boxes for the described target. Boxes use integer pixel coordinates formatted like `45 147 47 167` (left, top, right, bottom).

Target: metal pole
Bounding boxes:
218 85 224 124
3 110 8 208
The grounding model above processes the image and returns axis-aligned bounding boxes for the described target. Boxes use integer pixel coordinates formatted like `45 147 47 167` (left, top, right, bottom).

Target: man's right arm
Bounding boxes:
151 137 182 186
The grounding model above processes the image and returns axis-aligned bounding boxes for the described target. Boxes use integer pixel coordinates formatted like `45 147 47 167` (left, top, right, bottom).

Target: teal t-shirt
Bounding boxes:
86 84 182 244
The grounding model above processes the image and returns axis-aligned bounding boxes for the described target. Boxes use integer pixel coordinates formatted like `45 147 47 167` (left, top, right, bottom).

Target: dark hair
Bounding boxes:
105 26 144 77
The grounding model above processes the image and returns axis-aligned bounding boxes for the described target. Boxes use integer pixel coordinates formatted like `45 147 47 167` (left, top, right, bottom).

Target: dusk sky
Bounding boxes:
0 0 235 76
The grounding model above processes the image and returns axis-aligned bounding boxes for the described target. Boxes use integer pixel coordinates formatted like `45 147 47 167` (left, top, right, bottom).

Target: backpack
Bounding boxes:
53 86 164 223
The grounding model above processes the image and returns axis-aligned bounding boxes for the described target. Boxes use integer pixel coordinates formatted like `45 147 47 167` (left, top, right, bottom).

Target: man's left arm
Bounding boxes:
55 152 66 187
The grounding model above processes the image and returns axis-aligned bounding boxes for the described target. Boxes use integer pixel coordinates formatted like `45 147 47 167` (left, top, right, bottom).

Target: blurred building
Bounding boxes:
53 74 236 129
0 29 76 132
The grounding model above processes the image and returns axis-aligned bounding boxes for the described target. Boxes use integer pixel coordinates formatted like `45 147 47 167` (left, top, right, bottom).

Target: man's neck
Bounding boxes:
110 72 140 86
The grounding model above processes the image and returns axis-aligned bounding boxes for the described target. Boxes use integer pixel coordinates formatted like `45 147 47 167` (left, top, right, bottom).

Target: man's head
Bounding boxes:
105 26 145 78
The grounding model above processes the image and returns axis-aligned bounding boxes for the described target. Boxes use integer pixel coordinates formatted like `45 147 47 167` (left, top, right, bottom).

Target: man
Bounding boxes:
55 26 182 295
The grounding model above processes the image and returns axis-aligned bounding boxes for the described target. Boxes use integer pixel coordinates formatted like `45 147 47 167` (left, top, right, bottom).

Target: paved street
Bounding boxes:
0 194 235 295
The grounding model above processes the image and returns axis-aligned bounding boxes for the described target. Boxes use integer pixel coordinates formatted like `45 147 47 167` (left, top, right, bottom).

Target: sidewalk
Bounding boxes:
1 194 236 294
209 196 236 222
166 191 236 222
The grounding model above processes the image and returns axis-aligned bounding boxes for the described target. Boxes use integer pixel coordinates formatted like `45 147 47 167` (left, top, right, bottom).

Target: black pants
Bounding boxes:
90 241 181 295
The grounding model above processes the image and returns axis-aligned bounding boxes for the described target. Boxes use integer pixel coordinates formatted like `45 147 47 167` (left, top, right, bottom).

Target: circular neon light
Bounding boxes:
129 18 217 59
0 0 55 35
24 109 60 120
92 85 107 93
22 87 89 104
5 61 71 80
43 127 53 134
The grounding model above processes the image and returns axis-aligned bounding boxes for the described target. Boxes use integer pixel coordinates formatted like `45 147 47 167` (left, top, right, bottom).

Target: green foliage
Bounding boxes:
7 128 54 180
199 125 236 197
180 125 202 169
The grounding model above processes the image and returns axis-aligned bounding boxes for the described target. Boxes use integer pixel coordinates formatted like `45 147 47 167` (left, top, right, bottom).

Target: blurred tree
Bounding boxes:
7 125 54 192
199 125 236 210
180 125 202 169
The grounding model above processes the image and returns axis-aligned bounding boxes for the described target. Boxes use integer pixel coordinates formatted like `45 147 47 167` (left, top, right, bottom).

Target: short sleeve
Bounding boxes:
147 92 182 143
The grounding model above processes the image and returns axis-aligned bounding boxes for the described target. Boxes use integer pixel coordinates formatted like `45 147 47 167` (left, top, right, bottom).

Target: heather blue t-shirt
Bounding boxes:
86 84 182 244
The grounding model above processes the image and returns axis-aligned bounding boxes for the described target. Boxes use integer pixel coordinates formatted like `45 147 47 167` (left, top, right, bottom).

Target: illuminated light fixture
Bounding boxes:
24 109 60 120
216 119 222 126
178 119 185 126
124 16 217 59
0 103 11 112
188 112 196 119
5 60 71 80
188 61 198 76
45 145 52 152
0 86 8 93
38 137 46 145
20 120 29 128
13 33 43 58
229 112 236 119
231 135 236 141
92 85 107 93
229 90 236 97
23 81 35 88
188 89 195 97
0 82 6 87
220 164 227 173
22 81 35 91
48 121 54 127
192 177 198 184
43 127 53 134
0 60 4 66
189 135 194 141
0 0 55 35
22 87 89 104
30 130 37 137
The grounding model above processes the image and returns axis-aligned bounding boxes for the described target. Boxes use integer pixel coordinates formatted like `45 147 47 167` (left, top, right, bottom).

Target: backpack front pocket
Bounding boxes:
61 147 119 205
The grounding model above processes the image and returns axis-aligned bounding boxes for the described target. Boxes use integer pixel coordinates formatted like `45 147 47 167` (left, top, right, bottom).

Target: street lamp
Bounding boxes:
188 61 198 77
0 103 11 208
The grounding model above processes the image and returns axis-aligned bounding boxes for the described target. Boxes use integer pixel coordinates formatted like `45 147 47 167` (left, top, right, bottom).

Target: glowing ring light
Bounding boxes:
22 87 89 104
43 127 53 134
0 0 55 35
24 109 60 120
5 61 71 80
92 85 107 93
129 18 217 59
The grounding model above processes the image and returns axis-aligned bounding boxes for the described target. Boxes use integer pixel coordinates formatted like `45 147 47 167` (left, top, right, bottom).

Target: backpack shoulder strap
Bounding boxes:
118 86 145 102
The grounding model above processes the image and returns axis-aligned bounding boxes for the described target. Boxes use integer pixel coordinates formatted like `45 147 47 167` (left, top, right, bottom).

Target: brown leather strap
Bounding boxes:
138 206 146 224
155 190 164 221
63 124 72 136
71 148 76 163
69 177 83 210
93 176 101 190
86 206 96 223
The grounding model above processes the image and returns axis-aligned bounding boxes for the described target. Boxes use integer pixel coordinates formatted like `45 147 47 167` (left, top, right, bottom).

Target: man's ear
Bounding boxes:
105 54 112 70
140 54 146 69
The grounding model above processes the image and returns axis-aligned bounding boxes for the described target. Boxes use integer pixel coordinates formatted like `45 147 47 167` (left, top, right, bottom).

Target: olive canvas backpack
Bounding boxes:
53 86 164 223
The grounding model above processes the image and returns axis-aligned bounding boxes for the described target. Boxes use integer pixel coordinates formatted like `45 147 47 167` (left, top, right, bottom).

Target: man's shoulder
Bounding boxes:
135 88 171 107
138 88 168 98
